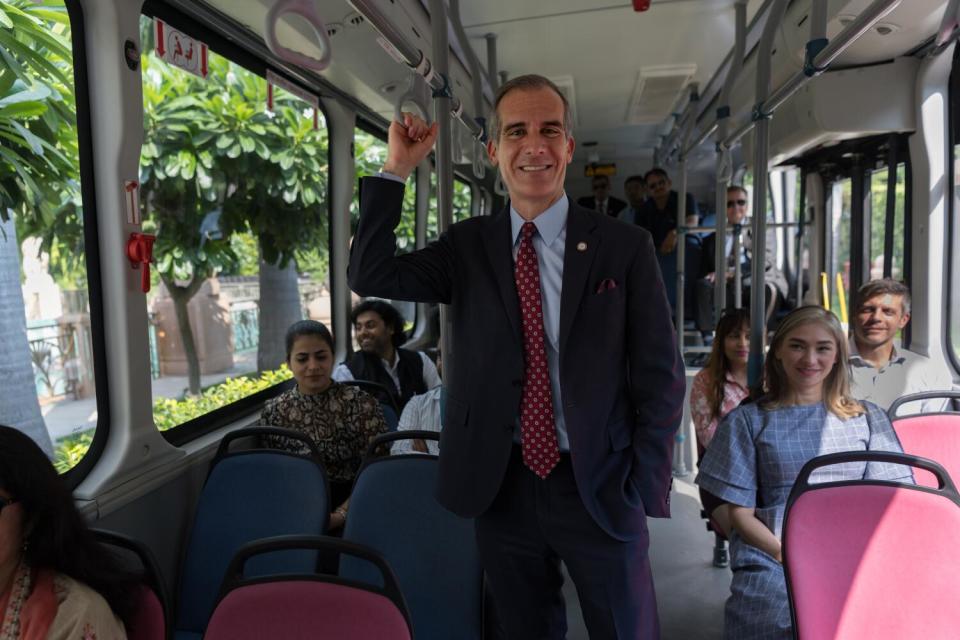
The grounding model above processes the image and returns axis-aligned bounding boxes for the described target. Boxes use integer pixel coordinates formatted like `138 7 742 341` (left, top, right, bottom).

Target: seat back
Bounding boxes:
783 451 960 640
888 390 960 419
341 379 401 412
205 536 411 640
92 530 168 640
174 428 329 638
341 432 483 640
891 413 960 487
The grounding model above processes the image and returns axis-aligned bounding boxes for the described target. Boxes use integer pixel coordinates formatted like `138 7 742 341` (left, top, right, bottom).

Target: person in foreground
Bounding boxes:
0 426 133 639
696 306 913 639
689 308 751 540
348 73 685 639
259 320 387 531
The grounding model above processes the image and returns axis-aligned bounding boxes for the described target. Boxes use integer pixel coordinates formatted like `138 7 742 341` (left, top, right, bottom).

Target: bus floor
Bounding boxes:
561 474 730 639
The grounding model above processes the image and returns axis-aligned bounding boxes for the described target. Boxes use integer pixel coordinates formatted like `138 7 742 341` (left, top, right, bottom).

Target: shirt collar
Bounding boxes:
382 350 400 371
848 337 906 366
510 193 568 247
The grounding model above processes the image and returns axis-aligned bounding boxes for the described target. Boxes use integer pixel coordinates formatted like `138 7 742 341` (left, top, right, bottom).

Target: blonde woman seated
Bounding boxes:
696 306 912 639
689 308 750 538
259 320 387 531
0 426 135 639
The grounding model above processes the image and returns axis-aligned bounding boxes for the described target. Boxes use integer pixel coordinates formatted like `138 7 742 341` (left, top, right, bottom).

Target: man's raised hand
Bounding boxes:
382 112 440 181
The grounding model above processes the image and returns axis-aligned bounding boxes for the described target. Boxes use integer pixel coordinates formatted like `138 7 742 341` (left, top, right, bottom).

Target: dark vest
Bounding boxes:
345 348 426 409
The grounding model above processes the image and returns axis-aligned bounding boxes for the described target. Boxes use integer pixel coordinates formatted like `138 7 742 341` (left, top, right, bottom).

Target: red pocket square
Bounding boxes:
595 278 618 294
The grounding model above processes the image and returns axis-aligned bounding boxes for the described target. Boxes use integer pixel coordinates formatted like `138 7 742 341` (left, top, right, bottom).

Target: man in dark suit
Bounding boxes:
349 74 685 639
577 174 627 217
695 185 788 333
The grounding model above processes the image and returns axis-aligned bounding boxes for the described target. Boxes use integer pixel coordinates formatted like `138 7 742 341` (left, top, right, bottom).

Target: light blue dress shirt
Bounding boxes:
509 195 569 451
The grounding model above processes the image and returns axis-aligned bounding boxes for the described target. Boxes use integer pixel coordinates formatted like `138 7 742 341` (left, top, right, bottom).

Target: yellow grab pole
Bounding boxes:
820 272 830 310
836 273 848 324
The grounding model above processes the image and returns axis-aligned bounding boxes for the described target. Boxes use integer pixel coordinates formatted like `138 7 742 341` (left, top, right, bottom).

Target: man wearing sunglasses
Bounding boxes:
694 185 788 336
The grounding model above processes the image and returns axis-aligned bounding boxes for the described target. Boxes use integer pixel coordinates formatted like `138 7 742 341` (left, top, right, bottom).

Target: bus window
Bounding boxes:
868 164 906 281
0 1 100 472
952 143 960 366
139 14 330 438
828 178 853 315
351 126 416 251
427 174 473 241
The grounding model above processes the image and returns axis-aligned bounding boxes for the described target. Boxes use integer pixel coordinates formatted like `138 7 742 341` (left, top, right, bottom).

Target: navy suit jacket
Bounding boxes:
348 177 685 541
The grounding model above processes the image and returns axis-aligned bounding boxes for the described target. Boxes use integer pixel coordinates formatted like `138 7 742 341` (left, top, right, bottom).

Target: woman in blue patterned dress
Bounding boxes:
696 306 912 639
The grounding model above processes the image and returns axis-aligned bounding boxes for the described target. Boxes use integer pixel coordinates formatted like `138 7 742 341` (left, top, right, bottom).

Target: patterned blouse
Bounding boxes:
690 368 750 449
258 383 387 484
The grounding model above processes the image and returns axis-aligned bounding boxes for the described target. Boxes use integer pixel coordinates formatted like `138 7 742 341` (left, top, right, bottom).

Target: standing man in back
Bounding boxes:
349 74 685 639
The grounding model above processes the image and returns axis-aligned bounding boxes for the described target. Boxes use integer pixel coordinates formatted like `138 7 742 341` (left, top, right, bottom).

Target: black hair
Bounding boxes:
644 167 670 183
624 175 645 186
284 320 334 360
0 426 137 626
350 299 406 349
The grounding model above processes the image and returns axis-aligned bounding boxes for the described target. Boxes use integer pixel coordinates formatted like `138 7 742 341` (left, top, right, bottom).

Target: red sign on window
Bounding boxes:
154 19 208 79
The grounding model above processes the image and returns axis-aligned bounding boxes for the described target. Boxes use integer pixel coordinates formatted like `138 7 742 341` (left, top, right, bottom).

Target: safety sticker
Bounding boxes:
124 180 141 225
154 19 208 79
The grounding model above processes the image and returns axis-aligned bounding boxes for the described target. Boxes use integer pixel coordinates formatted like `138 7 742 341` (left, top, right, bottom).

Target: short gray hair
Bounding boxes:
488 74 573 142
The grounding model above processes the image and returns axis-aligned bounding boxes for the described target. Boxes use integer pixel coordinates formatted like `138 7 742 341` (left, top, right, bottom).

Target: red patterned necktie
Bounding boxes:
514 222 561 479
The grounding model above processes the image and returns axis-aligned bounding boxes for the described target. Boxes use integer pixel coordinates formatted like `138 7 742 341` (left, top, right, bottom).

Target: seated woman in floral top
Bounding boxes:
689 308 750 539
259 320 387 531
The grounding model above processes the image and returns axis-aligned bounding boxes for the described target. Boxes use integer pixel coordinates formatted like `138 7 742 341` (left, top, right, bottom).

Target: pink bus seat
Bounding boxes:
783 451 960 640
204 535 411 640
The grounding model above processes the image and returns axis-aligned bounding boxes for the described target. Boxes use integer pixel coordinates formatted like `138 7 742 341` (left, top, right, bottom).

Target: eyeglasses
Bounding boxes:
727 199 747 207
0 497 16 515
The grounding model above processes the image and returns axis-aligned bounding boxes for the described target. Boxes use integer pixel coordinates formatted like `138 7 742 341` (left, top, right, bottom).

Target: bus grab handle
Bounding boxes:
265 0 332 72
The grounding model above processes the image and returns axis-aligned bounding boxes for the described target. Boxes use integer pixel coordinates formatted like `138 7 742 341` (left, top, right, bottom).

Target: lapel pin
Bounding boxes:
577 242 587 252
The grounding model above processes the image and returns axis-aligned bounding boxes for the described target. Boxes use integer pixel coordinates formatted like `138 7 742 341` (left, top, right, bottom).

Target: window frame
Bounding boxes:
946 43 960 376
55 0 109 485
141 1 332 446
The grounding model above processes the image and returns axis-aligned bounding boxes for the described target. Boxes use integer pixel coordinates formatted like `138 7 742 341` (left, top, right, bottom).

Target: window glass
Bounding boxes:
0 0 99 471
351 128 416 250
828 179 853 317
140 15 329 434
350 128 417 332
868 164 906 281
952 143 960 363
427 174 473 240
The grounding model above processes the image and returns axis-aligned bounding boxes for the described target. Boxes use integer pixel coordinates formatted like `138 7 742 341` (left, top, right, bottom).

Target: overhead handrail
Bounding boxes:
720 0 902 151
349 0 485 141
450 0 491 181
264 0 333 72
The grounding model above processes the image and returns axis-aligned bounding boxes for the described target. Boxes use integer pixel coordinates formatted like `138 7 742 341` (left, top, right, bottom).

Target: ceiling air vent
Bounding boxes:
326 23 342 37
344 11 366 28
626 64 697 125
547 74 579 128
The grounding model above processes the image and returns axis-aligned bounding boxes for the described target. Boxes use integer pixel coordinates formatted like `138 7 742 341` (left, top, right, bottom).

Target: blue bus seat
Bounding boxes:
172 428 329 640
341 432 483 640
